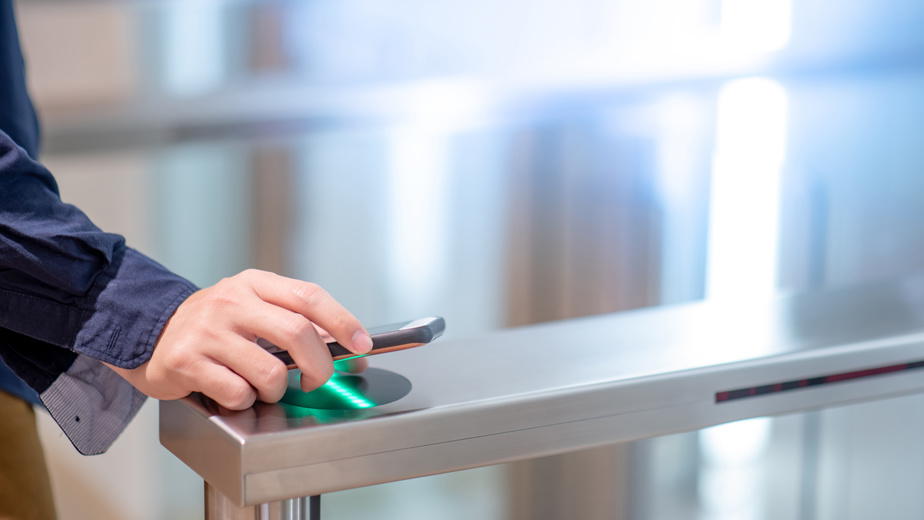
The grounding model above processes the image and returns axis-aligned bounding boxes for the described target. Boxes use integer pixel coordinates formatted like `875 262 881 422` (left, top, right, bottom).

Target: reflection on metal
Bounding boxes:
206 483 310 520
162 276 924 509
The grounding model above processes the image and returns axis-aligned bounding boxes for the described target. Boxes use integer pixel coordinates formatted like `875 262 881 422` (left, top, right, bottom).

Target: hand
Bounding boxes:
105 269 373 410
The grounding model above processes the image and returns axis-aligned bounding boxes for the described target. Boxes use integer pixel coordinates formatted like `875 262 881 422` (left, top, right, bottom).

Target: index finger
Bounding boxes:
245 270 373 355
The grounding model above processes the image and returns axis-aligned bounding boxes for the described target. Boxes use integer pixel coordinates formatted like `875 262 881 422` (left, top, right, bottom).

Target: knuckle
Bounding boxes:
281 316 313 342
239 268 272 288
223 381 255 410
160 347 194 373
293 282 324 306
264 361 289 389
261 362 289 402
330 311 353 332
206 284 241 308
239 268 263 281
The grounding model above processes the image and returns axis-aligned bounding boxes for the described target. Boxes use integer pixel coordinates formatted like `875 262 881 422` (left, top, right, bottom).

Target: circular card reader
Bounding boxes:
280 368 412 410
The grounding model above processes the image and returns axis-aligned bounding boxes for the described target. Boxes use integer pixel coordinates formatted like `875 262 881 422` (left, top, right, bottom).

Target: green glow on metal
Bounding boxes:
324 377 375 409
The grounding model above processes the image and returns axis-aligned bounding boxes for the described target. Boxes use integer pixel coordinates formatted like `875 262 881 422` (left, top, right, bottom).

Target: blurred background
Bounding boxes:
13 0 924 518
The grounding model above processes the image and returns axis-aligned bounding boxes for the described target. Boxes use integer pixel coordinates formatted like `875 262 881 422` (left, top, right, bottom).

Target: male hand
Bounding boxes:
105 269 372 410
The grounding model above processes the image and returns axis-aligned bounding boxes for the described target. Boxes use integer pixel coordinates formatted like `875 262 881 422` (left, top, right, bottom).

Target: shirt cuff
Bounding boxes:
40 354 147 455
72 247 198 369
44 246 197 454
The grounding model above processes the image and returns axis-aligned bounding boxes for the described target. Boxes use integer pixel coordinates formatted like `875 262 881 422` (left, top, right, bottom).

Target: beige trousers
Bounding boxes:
0 391 56 520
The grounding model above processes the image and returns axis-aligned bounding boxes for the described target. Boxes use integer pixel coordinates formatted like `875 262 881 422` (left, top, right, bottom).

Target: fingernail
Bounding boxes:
352 330 373 353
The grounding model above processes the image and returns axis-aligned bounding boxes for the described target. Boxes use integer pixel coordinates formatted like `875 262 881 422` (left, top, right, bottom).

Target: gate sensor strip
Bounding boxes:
716 360 924 403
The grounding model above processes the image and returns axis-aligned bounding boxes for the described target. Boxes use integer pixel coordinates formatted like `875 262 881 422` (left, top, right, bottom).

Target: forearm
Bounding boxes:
0 130 198 453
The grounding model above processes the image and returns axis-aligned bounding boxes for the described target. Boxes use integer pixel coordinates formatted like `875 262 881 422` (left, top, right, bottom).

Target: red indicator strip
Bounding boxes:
716 360 924 403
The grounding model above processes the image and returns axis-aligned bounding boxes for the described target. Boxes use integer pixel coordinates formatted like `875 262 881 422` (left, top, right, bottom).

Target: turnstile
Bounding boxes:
160 276 924 519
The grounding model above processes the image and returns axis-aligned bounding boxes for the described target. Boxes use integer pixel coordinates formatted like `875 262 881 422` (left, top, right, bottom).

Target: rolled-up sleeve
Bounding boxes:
0 130 198 454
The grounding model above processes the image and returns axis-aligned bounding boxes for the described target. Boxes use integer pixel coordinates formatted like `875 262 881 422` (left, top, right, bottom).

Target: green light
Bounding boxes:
280 369 410 411
324 377 375 409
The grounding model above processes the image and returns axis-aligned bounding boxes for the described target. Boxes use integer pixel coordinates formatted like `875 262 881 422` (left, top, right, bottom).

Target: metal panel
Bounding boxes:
160 276 924 506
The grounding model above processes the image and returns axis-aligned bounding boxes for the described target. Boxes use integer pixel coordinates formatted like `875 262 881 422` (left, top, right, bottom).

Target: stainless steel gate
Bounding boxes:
161 276 924 518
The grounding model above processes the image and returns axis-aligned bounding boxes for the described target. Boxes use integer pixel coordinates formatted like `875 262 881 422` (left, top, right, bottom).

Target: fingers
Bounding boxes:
227 297 338 390
204 337 290 403
244 270 373 355
193 360 258 410
274 323 335 392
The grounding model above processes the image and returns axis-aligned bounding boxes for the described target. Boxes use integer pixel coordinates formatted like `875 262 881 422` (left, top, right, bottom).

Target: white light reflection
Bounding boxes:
386 82 486 313
699 418 772 520
700 78 787 520
162 0 223 96
707 78 788 303
720 0 792 53
701 417 772 467
386 125 449 312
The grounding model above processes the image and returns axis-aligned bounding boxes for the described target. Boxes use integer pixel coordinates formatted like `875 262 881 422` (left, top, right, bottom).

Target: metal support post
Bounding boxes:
205 483 317 520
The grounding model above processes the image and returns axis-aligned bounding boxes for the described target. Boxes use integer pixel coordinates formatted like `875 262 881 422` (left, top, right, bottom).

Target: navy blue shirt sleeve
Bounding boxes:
0 0 39 159
0 0 43 406
0 132 199 454
1 0 200 455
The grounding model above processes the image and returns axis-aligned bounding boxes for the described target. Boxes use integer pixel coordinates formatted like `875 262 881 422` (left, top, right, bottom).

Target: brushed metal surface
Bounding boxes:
161 276 924 506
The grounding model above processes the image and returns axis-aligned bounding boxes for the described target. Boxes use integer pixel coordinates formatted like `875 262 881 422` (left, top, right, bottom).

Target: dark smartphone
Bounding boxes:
263 316 445 369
